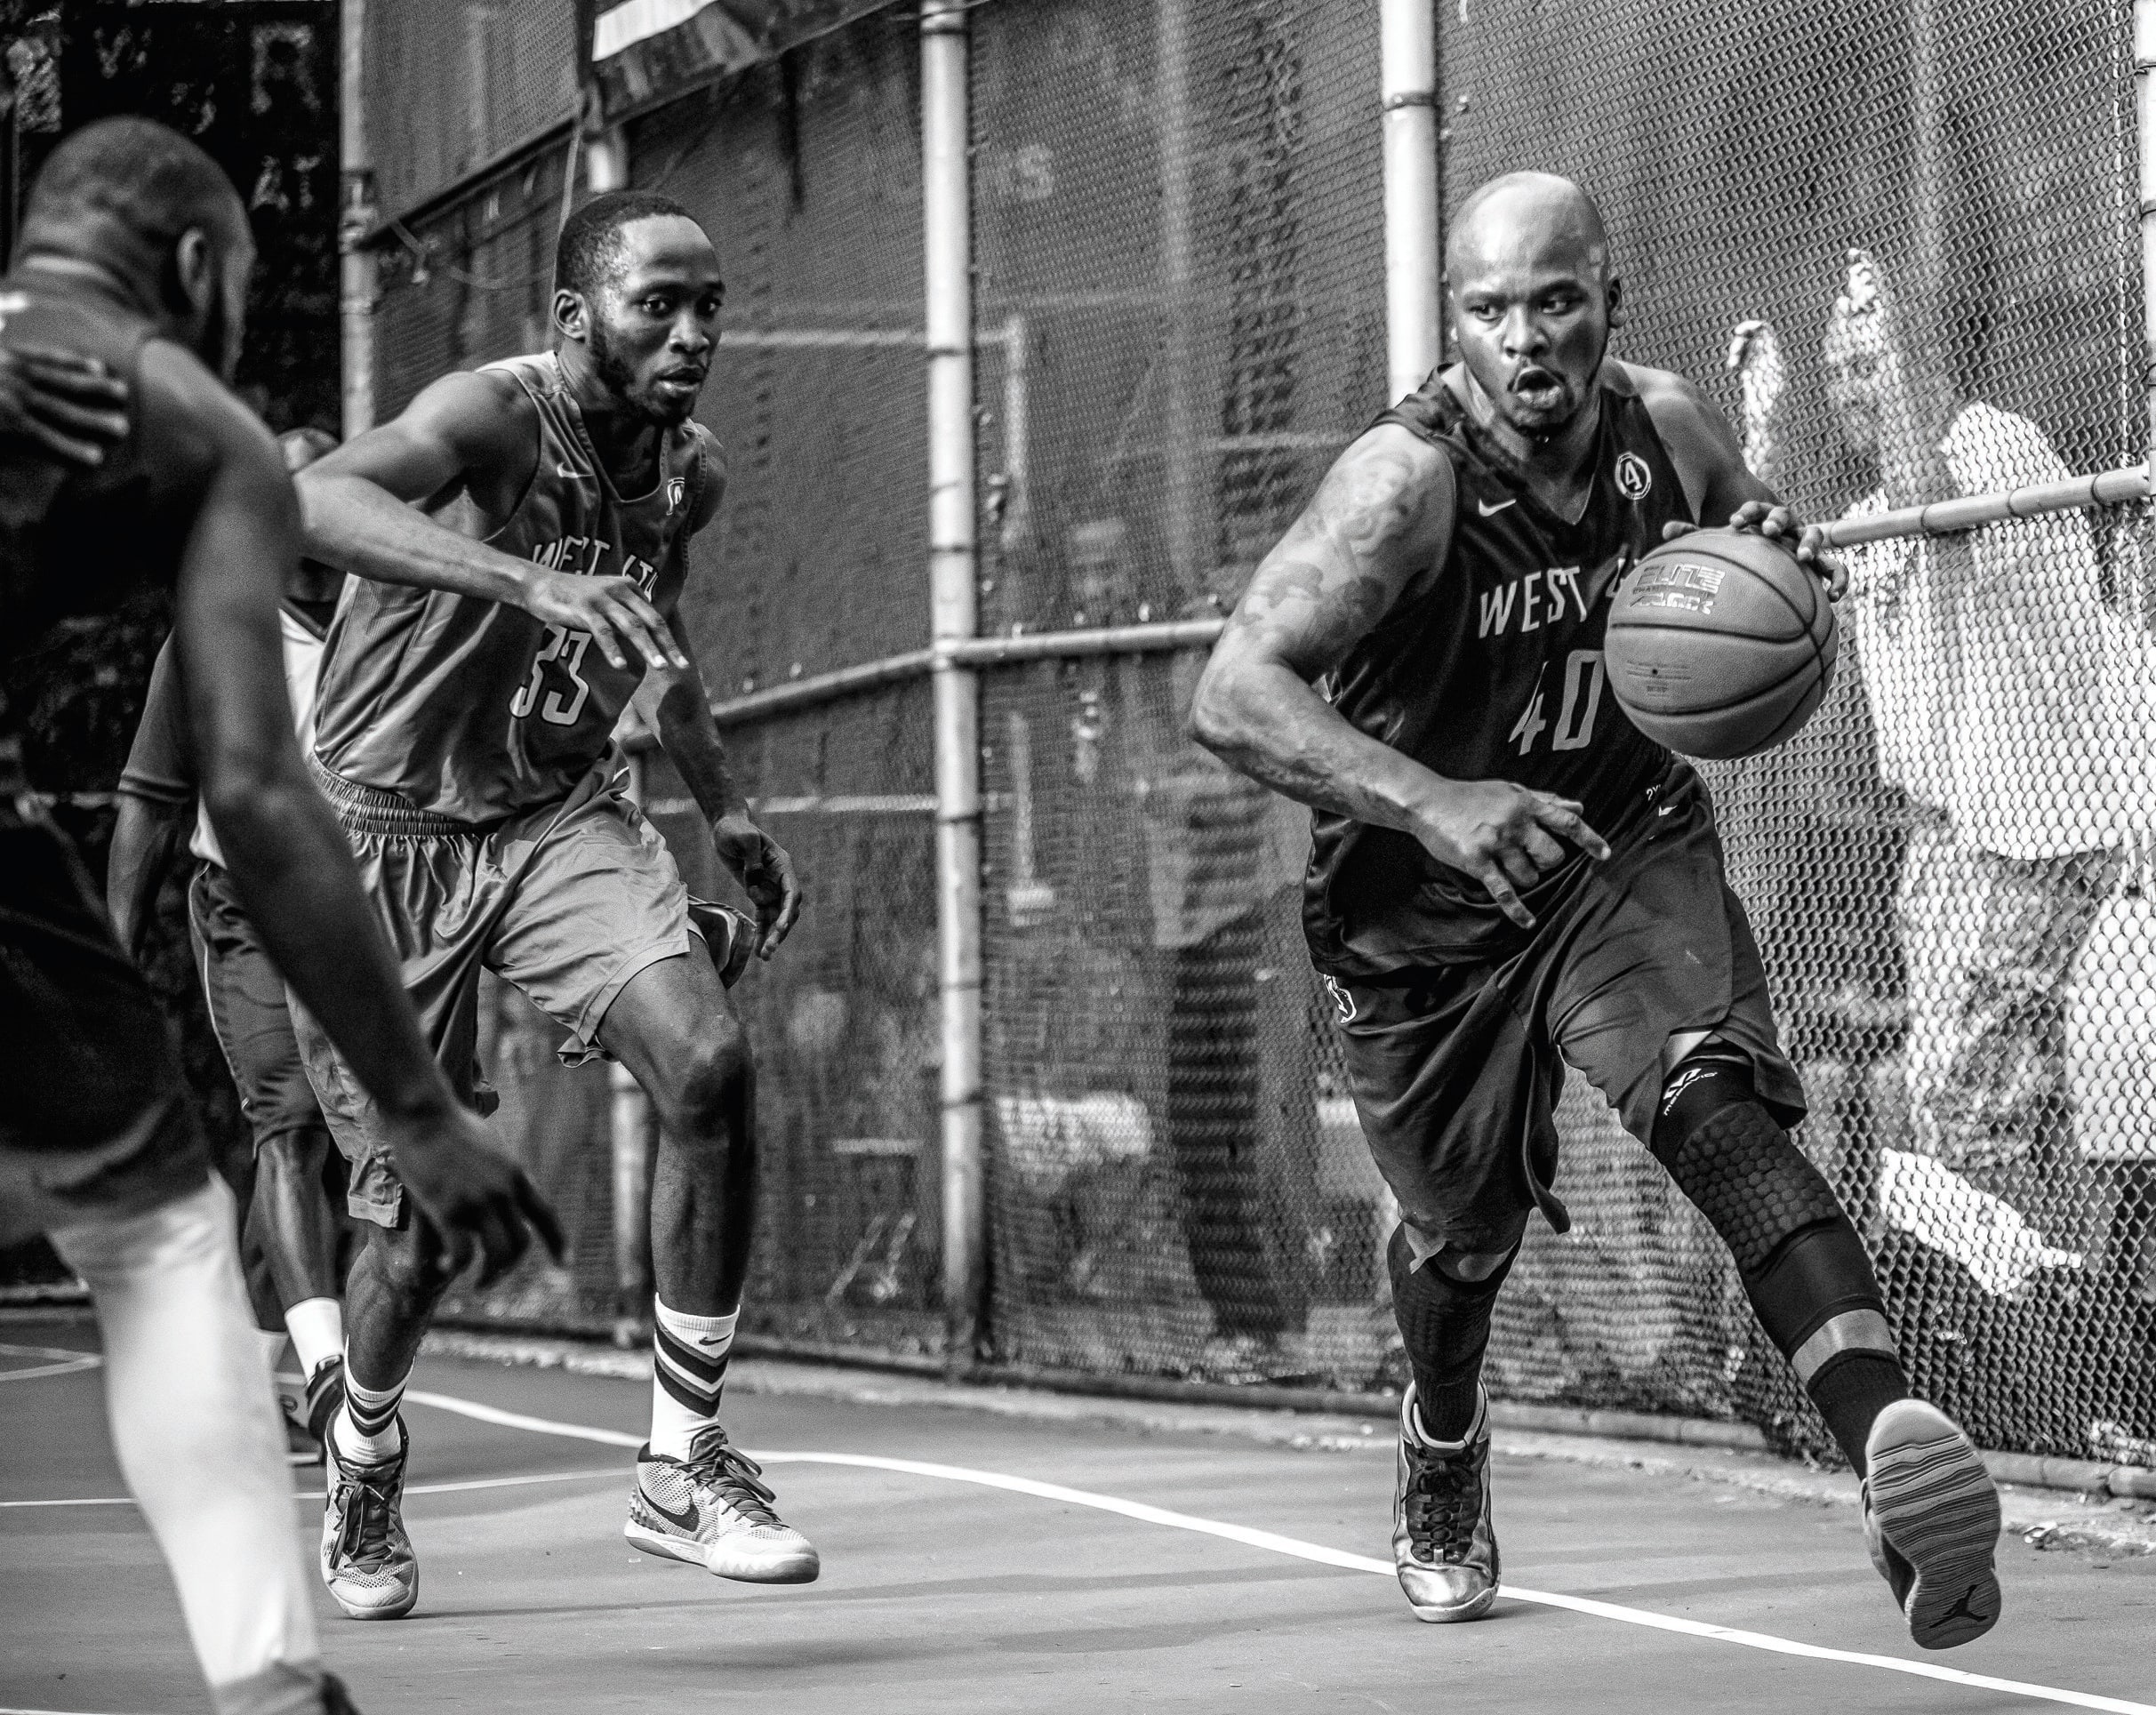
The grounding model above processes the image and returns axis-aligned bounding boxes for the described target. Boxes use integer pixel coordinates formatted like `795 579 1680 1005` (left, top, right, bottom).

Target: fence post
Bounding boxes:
1380 0 1440 402
923 0 984 1376
339 0 376 437
2137 0 2156 469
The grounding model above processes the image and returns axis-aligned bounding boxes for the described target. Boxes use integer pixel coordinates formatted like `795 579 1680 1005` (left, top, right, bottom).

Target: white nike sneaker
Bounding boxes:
625 1425 820 1583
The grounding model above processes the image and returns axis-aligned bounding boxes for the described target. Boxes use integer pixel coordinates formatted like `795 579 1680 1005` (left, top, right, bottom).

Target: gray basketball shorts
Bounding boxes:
293 760 695 1230
1323 765 1806 1267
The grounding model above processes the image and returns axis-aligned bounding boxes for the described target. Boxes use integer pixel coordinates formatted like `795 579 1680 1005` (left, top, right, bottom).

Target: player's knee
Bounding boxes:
370 1220 457 1299
669 1017 753 1136
255 1125 327 1182
1651 1054 1882 1350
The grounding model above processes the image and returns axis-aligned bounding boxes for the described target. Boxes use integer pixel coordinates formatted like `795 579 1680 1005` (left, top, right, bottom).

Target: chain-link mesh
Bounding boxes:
365 0 580 221
354 0 2156 1469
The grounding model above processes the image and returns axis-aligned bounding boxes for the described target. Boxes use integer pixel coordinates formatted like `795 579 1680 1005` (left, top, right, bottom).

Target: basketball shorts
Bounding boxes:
1323 763 1806 1267
189 860 324 1152
293 758 694 1230
0 813 209 1246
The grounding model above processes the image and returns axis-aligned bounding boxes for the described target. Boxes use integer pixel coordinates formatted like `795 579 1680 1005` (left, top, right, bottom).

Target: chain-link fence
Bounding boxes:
352 0 2156 1471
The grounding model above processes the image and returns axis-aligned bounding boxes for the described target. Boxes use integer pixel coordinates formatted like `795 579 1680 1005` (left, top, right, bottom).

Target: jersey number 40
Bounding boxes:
1510 648 1607 756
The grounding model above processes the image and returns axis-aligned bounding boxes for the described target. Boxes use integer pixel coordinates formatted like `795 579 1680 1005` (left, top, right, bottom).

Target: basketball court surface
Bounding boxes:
4 1317 2152 1715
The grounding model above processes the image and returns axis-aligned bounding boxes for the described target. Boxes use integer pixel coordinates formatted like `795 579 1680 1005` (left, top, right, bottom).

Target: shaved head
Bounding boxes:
1446 172 1612 289
1444 172 1621 443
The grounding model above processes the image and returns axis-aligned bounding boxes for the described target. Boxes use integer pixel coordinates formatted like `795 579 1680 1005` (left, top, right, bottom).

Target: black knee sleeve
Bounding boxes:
1388 1224 1516 1402
1652 1064 1883 1358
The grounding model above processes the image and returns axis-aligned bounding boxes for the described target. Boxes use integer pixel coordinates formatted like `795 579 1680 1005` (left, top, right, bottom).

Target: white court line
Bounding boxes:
0 1342 101 1383
0 1466 620 1510
401 1388 2156 1715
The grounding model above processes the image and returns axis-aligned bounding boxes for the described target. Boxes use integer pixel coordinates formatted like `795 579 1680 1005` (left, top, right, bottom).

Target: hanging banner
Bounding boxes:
581 0 902 124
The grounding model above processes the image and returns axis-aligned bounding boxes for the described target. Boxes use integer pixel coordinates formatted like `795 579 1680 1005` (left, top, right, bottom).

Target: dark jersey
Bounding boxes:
310 351 718 822
0 275 166 790
1303 362 1696 977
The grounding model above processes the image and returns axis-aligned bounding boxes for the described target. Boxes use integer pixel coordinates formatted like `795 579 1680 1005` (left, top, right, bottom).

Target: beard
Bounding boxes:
588 317 693 428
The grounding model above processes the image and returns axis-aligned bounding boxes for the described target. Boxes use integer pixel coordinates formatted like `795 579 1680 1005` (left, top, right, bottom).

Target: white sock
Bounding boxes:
253 1328 288 1377
282 1298 343 1381
50 1177 322 1704
332 1357 409 1465
650 1298 738 1461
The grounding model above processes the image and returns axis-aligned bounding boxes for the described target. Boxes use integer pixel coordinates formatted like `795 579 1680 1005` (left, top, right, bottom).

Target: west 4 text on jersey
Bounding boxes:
508 537 661 728
1480 551 1631 757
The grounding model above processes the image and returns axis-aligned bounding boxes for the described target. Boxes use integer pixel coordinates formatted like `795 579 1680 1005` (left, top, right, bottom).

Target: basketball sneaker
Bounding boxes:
320 1417 418 1620
277 1382 322 1465
687 898 757 988
1862 1398 2002 1649
305 1354 345 1452
1391 1382 1498 1622
625 1425 820 1583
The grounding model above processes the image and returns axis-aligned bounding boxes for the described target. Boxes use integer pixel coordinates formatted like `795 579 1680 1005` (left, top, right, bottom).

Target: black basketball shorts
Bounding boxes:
1324 764 1805 1267
0 813 210 1246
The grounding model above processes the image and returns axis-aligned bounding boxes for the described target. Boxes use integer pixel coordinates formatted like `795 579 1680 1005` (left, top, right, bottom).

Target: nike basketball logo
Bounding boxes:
1657 802 1680 816
557 461 595 484
643 1489 701 1534
1478 497 1517 517
1943 1591 1992 1625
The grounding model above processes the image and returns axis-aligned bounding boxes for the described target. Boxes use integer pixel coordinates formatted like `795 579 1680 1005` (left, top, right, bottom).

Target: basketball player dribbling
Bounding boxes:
1191 172 2004 1647
292 189 811 1622
0 117 558 1715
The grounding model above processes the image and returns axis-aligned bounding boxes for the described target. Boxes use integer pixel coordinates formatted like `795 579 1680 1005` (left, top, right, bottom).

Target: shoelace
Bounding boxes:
333 1460 401 1571
681 1431 782 1528
1403 1443 1483 1565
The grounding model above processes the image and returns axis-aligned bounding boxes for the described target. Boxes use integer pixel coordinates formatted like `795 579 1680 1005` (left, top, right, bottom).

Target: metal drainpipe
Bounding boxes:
2137 0 2156 469
339 0 377 437
923 0 983 1376
1380 0 1440 402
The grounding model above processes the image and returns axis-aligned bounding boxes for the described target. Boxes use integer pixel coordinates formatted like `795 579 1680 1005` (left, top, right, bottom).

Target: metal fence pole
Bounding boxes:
2137 0 2156 468
339 0 377 437
923 0 983 1374
1380 0 1440 401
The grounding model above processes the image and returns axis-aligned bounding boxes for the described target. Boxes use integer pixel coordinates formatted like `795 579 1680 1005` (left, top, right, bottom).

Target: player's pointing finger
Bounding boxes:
1535 800 1609 861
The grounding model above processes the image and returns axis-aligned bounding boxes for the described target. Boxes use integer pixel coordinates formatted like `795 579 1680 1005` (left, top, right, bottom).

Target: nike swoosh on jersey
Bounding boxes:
641 1487 701 1533
557 461 594 483
1478 496 1517 516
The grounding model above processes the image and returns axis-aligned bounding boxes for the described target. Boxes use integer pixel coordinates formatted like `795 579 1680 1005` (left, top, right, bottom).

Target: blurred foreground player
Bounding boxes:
110 425 357 1463
1191 172 2003 1647
293 188 809 1621
0 117 559 1714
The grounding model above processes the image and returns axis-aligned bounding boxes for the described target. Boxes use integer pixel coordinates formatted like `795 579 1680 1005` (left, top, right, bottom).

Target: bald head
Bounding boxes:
1443 172 1620 443
1446 172 1611 286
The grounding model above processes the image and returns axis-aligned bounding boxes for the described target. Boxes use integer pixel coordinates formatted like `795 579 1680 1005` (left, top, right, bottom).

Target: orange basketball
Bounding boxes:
1603 527 1838 760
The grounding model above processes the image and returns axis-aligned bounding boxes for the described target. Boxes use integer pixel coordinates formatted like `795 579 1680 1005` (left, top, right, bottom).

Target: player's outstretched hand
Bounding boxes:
381 1102 565 1290
0 343 131 468
712 811 804 959
1413 780 1610 930
1661 507 1845 602
520 565 690 674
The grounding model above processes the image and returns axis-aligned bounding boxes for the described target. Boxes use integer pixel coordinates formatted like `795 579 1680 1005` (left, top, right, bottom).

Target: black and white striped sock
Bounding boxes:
650 1299 738 1462
333 1358 409 1465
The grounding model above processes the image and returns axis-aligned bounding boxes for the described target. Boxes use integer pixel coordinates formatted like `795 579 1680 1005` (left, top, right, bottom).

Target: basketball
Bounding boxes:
1603 526 1838 760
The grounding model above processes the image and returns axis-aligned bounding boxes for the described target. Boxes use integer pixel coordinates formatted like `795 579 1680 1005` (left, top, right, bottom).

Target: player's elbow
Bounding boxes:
198 751 309 856
1187 654 1251 758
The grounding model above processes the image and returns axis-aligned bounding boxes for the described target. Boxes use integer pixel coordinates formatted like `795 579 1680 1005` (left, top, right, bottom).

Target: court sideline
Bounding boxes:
5 1318 2153 1714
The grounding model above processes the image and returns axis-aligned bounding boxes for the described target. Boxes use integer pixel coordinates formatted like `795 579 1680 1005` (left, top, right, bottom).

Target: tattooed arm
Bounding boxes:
1190 423 1610 929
